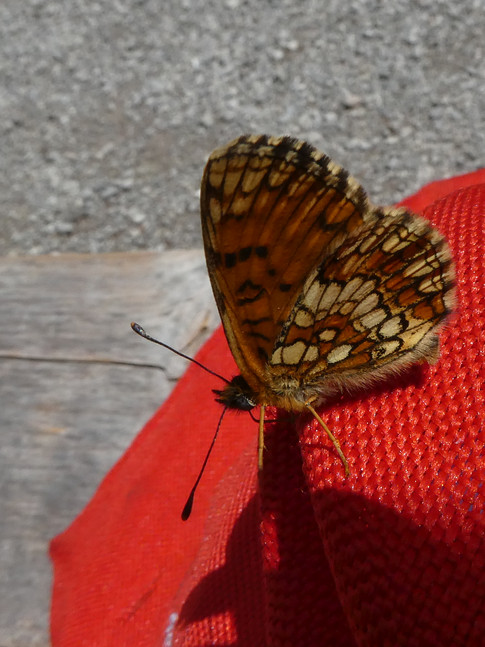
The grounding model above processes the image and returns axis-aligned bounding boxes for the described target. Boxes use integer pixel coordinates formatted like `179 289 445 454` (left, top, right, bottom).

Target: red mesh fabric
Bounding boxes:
50 170 485 647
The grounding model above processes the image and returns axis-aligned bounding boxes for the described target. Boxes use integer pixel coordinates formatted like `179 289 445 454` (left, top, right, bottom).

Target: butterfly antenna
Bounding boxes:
131 322 230 384
181 406 228 521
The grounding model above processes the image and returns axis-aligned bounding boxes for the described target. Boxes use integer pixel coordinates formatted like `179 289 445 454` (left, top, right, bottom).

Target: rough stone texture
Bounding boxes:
1 0 483 256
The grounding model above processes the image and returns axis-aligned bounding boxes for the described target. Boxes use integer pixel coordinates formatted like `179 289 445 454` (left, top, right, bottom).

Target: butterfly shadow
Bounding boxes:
307 486 485 646
175 494 266 647
323 362 430 410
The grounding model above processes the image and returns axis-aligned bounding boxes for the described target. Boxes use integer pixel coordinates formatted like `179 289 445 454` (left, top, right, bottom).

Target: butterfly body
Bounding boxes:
201 135 455 469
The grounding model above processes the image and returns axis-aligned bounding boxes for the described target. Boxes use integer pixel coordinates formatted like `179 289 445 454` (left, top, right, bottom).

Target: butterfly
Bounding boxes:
200 134 455 474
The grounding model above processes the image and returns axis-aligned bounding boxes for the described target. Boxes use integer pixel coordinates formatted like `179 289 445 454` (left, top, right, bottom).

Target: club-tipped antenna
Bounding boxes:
131 322 230 385
181 406 228 521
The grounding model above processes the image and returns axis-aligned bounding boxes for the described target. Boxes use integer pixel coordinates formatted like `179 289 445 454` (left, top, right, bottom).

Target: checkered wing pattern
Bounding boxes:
201 135 454 409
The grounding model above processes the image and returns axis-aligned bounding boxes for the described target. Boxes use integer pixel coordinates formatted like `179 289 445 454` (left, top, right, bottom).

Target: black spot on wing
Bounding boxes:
335 168 349 193
314 267 347 288
225 252 237 268
207 248 222 267
242 316 272 326
239 246 252 261
247 331 271 342
237 279 263 294
236 279 265 305
237 291 265 305
225 211 245 222
257 346 269 361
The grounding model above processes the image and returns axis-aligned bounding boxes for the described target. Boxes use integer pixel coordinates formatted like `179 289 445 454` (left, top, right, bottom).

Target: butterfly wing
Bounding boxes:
200 134 373 395
269 207 455 401
201 134 455 408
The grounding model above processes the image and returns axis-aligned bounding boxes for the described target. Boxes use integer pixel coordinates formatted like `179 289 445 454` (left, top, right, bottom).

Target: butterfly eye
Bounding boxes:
230 393 256 411
213 375 257 412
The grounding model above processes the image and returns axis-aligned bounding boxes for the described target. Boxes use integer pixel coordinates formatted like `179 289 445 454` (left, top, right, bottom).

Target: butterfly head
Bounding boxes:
213 375 257 412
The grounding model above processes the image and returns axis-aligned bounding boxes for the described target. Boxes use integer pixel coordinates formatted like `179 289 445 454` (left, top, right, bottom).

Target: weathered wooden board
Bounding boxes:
0 250 219 647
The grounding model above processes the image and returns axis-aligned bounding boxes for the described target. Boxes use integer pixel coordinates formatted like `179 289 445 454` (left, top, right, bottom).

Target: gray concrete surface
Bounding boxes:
0 0 483 256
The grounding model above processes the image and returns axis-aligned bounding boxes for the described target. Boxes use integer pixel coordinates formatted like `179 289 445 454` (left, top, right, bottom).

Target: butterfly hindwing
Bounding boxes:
270 207 454 394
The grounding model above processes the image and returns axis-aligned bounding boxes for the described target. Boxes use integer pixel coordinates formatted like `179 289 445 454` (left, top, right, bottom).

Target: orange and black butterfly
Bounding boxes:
200 135 455 473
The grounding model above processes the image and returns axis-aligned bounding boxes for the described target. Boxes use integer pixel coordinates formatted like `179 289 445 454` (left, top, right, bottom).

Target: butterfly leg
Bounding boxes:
258 404 266 471
305 403 350 477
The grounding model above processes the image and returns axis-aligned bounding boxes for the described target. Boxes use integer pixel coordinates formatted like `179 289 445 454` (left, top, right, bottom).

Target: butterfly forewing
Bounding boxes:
201 135 376 394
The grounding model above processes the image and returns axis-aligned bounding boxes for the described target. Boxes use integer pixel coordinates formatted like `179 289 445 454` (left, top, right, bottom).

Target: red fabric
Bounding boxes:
50 170 485 646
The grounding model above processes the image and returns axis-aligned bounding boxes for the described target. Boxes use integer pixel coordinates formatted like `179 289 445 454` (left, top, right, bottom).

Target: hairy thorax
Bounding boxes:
258 370 333 411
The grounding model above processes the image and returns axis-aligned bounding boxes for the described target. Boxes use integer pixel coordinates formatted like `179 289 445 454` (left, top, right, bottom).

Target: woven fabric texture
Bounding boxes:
50 170 485 647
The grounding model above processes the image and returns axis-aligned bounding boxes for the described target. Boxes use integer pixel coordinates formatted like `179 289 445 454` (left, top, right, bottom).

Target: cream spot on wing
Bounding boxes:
223 173 241 199
318 282 342 310
418 277 443 293
230 193 259 217
248 155 272 170
287 175 310 198
339 301 356 315
209 196 223 223
400 323 435 350
345 174 363 199
372 339 401 359
359 308 387 329
281 341 308 365
353 279 377 301
382 233 408 253
302 282 322 310
339 238 361 258
339 278 362 302
332 282 375 316
378 316 405 338
319 329 337 341
327 344 353 364
303 345 319 362
294 309 314 327
353 292 379 317
241 168 268 193
403 316 424 334
268 165 292 188
316 309 329 321
326 160 343 177
272 346 283 364
208 160 225 188
403 258 429 277
359 234 378 253
444 290 455 310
